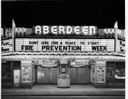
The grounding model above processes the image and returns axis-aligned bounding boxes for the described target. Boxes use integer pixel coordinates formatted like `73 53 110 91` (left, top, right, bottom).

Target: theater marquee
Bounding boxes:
15 39 114 52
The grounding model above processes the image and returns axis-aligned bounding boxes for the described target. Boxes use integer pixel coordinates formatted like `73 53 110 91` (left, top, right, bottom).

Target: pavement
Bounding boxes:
2 85 125 96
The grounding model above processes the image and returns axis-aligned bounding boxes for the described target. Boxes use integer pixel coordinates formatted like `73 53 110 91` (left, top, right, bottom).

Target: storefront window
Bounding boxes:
2 61 12 78
115 62 125 80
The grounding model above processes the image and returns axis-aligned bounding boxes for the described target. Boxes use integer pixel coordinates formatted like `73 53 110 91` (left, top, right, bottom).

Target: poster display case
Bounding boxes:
21 60 33 88
94 61 106 87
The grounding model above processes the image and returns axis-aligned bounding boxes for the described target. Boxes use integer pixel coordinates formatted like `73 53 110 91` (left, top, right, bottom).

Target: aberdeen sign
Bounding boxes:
34 26 97 35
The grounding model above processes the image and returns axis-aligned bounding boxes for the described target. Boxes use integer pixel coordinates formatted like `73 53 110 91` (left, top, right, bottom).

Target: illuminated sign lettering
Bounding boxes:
35 26 96 35
117 40 125 53
104 29 115 34
104 28 125 38
21 45 33 51
92 46 107 51
1 39 12 52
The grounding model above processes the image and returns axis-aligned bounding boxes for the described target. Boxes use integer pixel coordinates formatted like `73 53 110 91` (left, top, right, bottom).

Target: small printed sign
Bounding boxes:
71 59 89 67
38 59 58 67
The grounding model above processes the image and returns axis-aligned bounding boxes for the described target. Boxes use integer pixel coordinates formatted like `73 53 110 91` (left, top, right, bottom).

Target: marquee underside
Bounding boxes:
1 52 125 61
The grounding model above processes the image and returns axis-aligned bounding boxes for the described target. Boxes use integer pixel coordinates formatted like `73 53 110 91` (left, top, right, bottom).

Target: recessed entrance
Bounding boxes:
35 63 90 85
69 66 90 84
36 65 58 84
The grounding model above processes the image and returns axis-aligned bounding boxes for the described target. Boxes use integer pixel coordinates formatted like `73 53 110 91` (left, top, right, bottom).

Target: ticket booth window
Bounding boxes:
60 64 68 74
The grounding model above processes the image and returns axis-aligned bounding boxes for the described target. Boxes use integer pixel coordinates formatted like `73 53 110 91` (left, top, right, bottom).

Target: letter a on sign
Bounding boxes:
35 26 41 34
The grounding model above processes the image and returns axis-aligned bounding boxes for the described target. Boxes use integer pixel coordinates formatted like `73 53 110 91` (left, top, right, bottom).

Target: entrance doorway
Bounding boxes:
36 65 58 84
34 59 90 85
69 66 90 84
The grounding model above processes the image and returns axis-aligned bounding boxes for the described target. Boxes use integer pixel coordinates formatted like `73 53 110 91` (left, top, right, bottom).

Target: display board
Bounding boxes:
21 61 32 84
96 61 106 83
96 66 106 83
21 66 31 83
15 39 114 52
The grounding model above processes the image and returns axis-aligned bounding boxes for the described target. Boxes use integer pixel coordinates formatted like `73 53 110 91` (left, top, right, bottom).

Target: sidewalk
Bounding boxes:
2 85 125 96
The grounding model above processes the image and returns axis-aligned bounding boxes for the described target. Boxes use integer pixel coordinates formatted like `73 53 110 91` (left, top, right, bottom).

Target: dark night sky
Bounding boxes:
1 0 125 29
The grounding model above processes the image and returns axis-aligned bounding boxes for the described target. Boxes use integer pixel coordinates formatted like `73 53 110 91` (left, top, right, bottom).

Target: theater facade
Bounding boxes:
1 22 125 88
